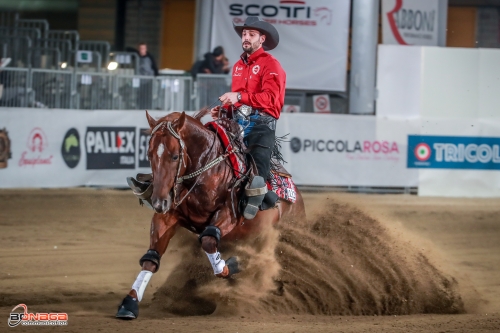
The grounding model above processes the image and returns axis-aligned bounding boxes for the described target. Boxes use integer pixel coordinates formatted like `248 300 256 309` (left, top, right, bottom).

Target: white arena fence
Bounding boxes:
1 109 499 197
0 68 195 111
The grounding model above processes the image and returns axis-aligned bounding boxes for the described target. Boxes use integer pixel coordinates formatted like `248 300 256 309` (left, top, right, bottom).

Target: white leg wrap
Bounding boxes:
131 270 153 302
205 251 226 275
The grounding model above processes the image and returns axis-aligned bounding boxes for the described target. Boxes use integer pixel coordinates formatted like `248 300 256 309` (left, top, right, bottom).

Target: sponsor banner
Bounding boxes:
408 135 500 170
276 113 417 187
0 109 168 188
0 109 418 188
382 0 440 46
0 127 12 169
138 128 151 168
85 127 136 169
211 0 351 91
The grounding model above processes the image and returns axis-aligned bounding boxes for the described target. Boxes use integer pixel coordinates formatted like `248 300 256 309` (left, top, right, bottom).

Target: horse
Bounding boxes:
116 110 305 319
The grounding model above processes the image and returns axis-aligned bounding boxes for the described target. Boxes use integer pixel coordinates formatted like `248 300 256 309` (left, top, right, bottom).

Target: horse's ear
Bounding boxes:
146 111 156 129
178 111 186 129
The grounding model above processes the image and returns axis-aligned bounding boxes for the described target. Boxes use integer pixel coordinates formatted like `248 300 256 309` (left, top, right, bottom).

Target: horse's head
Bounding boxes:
146 111 188 213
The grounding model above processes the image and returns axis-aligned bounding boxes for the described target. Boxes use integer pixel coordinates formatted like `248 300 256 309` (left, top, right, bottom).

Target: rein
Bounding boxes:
151 120 238 208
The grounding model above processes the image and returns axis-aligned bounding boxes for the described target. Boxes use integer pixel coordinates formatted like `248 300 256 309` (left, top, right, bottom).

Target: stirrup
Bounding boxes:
243 176 267 219
127 175 154 210
127 176 153 200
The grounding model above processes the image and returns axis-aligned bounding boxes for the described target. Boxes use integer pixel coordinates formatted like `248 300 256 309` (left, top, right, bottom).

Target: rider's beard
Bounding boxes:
242 40 260 54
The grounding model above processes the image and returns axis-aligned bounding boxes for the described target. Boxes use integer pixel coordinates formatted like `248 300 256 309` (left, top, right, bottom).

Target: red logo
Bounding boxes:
387 0 408 45
414 143 431 161
27 128 48 152
19 127 53 167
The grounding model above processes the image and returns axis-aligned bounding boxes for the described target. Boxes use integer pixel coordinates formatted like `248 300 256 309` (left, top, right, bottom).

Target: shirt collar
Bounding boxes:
240 47 265 64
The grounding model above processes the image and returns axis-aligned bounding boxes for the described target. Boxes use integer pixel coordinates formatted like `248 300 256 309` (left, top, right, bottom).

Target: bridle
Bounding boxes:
150 120 238 208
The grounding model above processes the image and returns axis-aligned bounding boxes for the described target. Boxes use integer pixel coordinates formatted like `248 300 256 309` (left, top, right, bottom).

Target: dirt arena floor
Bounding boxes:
0 188 499 332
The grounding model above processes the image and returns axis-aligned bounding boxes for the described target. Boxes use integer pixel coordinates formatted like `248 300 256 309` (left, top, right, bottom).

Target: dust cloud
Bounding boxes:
151 195 464 317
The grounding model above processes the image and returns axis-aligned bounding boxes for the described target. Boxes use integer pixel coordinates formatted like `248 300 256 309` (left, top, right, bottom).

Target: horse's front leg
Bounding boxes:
116 212 178 319
199 208 240 278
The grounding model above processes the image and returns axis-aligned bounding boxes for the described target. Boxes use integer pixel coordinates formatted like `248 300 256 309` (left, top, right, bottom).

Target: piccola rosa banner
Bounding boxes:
382 0 441 46
210 0 351 91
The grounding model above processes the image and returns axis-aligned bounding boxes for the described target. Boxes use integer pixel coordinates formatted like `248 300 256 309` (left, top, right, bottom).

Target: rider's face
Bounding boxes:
241 29 265 54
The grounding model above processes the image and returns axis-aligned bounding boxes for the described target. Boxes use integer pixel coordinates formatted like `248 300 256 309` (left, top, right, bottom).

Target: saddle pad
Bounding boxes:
268 172 297 203
205 121 246 178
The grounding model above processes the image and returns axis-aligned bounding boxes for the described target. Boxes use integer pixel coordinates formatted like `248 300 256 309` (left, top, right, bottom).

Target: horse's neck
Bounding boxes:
185 121 221 167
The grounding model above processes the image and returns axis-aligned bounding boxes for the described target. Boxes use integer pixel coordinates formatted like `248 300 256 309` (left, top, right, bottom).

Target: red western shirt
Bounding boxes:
231 47 286 119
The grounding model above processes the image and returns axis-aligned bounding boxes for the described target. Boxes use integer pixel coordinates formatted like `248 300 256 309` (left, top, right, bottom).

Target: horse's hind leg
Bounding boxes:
116 212 178 319
199 226 240 278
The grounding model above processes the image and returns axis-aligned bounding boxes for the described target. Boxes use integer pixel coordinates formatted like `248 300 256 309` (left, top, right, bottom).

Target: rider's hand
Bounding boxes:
210 106 221 119
219 92 239 105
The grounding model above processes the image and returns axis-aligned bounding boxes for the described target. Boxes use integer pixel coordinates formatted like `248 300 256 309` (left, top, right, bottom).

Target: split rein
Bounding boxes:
150 120 237 208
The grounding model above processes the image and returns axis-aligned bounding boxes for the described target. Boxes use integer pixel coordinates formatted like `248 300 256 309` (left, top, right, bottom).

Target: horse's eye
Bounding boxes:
172 155 179 161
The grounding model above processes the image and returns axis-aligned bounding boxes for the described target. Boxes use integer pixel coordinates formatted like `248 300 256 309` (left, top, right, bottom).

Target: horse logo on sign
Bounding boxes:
0 128 11 169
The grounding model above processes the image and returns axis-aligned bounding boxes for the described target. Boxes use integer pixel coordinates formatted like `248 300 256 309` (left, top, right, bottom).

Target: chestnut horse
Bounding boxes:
116 110 305 319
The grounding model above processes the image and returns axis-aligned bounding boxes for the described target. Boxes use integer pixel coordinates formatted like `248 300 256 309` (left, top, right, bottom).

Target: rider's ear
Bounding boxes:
146 111 156 128
178 111 186 129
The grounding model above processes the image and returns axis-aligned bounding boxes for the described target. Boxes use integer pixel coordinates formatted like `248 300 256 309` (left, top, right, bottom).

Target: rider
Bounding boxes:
212 16 286 220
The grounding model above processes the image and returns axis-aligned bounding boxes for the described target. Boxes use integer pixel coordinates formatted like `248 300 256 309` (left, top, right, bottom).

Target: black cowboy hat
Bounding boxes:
233 16 279 51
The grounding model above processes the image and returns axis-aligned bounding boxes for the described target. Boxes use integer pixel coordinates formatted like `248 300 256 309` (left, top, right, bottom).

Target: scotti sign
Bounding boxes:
382 0 442 46
210 0 351 91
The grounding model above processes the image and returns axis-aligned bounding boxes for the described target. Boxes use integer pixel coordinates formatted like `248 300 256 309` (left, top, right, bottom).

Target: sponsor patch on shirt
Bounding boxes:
233 66 243 77
252 65 260 75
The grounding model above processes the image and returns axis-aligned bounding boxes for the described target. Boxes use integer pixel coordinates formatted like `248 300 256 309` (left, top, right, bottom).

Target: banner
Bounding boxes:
210 0 351 91
408 135 500 170
0 109 417 189
275 114 417 187
382 0 441 46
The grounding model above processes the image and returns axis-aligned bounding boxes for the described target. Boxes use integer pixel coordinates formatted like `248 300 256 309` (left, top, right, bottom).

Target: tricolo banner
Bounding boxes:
210 0 351 91
382 0 444 46
408 135 500 170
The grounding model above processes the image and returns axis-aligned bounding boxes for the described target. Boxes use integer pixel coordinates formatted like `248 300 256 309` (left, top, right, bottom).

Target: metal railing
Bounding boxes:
109 52 139 74
79 41 110 68
0 67 30 107
195 74 231 110
31 69 73 109
16 19 49 39
0 68 204 111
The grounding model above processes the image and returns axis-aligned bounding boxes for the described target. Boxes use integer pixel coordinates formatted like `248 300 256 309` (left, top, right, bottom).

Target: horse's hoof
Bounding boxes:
226 256 241 276
115 295 138 320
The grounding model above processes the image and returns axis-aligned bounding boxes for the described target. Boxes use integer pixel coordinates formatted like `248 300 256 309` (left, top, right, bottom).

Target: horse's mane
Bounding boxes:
193 107 210 121
145 111 208 135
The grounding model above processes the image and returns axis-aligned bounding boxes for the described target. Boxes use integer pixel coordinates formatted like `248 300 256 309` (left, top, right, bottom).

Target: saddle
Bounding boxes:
127 118 297 212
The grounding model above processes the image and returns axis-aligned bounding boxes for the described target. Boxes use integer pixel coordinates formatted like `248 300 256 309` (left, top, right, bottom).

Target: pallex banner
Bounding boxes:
210 0 351 91
381 0 446 46
0 109 417 188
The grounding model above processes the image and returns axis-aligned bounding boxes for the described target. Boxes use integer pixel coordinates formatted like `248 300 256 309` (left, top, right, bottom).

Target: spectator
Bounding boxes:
192 46 230 77
136 42 159 76
129 43 158 110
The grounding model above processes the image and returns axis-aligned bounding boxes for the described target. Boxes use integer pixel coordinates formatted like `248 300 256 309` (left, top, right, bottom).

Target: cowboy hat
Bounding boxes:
233 16 279 51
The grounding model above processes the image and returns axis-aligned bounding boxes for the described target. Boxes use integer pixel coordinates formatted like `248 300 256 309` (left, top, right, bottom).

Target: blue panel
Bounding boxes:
407 135 500 170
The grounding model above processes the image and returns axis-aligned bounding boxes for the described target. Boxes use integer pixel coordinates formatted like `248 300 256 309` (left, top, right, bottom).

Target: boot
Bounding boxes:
242 176 267 219
260 190 279 210
127 175 153 210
